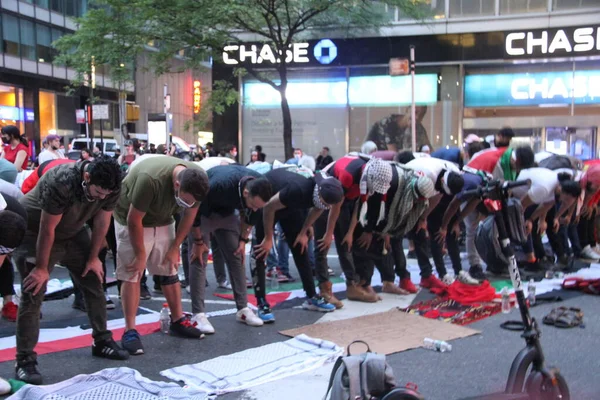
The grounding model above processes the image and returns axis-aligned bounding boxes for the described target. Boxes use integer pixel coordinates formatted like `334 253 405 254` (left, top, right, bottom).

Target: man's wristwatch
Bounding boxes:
239 236 249 243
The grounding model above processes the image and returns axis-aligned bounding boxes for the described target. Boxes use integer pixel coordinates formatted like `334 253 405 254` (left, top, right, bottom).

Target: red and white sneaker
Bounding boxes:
400 278 418 294
1 302 17 322
420 275 445 289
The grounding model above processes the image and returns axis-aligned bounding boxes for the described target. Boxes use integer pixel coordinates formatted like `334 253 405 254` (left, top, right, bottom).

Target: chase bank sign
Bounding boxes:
505 27 600 57
222 39 337 65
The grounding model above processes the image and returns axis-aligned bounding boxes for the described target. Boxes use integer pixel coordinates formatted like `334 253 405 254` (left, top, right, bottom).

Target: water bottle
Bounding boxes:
501 287 511 314
423 338 452 353
527 279 536 307
159 303 170 334
270 268 280 290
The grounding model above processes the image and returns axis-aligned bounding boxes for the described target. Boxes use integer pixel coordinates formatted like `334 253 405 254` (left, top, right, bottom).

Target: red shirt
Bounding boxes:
21 159 75 194
3 143 29 170
329 156 367 200
466 148 507 174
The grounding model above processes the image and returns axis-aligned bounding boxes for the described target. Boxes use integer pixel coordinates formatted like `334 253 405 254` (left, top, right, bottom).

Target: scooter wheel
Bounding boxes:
527 370 570 400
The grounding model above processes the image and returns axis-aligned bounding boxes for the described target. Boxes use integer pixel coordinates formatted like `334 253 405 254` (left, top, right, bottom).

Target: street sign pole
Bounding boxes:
410 45 416 152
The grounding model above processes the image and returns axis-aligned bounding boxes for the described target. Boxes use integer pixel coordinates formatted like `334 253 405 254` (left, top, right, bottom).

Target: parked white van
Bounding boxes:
70 138 119 157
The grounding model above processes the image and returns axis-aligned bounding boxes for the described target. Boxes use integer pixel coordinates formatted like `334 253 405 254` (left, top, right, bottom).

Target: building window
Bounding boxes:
2 15 20 57
450 0 495 17
36 24 52 63
20 20 36 61
36 0 49 8
51 0 64 13
553 0 600 10
500 0 548 14
39 91 57 140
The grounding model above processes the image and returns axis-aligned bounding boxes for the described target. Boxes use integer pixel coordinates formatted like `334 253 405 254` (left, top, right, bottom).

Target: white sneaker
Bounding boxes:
458 271 480 285
580 245 599 261
236 307 264 327
191 313 215 334
0 377 9 395
218 280 232 290
442 274 455 285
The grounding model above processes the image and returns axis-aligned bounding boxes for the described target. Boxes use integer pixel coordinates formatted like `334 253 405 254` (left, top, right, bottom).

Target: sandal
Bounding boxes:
542 306 567 326
554 307 584 328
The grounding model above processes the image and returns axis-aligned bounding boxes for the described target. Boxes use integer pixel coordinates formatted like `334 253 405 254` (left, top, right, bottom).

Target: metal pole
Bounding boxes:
164 84 170 149
100 117 104 154
410 45 416 152
570 60 575 117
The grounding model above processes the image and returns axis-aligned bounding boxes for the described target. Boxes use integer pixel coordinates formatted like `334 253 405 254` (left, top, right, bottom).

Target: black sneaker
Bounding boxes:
92 338 130 360
153 282 162 294
140 283 152 300
180 278 189 288
468 265 488 281
284 273 296 282
105 294 115 310
170 316 202 338
122 329 144 355
15 361 43 385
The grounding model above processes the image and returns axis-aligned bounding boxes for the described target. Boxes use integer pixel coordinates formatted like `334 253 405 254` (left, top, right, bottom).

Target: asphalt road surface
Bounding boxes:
0 254 598 400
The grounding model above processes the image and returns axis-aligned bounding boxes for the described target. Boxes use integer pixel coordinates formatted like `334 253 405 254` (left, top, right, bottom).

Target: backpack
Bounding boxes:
538 154 580 171
475 197 526 274
324 341 424 400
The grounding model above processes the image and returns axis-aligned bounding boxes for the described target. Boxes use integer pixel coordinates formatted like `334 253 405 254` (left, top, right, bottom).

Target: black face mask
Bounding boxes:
51 145 59 151
1 138 9 144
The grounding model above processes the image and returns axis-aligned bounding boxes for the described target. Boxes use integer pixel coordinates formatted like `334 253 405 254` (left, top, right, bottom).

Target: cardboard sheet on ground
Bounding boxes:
316 293 416 324
280 309 479 355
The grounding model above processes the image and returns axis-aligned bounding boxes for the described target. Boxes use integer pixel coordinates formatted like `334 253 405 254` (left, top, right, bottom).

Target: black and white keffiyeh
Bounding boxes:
0 245 15 255
312 184 331 210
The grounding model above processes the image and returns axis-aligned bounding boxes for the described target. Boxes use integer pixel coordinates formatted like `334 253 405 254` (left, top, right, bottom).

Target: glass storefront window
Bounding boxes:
450 0 495 17
398 0 446 19
0 85 26 134
500 0 548 14
2 15 20 57
20 20 36 61
36 24 52 63
241 69 347 164
39 91 57 140
553 0 600 10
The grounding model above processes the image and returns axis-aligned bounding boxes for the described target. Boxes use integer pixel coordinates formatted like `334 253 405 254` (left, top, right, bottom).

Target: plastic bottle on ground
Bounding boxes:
159 303 170 334
423 338 452 352
501 287 511 314
527 279 536 307
270 268 279 290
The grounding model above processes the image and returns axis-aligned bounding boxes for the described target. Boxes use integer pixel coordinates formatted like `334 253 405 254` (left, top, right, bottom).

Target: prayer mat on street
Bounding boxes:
402 298 501 326
161 334 341 395
0 310 159 362
280 310 479 355
8 367 208 400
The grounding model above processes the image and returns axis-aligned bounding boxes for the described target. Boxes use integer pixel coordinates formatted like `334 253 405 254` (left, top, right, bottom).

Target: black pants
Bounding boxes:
389 236 411 280
0 257 15 297
577 208 596 248
314 199 358 284
427 196 461 276
406 226 433 278
252 209 317 307
352 225 395 286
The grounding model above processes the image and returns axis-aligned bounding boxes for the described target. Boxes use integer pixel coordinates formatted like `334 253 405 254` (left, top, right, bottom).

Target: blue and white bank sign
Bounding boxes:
465 70 600 107
313 39 337 65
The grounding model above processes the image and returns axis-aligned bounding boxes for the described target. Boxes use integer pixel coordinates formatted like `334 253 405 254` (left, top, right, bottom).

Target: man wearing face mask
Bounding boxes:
188 165 272 333
37 135 66 165
253 169 344 322
13 156 129 385
112 156 209 356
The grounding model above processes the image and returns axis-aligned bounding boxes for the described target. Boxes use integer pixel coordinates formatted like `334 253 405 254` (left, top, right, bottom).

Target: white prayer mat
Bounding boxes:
160 334 342 395
8 367 207 400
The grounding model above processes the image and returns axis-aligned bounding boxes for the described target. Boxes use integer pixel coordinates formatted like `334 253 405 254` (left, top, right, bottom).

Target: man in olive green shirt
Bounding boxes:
113 156 209 355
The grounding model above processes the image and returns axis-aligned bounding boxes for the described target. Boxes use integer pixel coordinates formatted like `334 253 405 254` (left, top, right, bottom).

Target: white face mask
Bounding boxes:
175 190 195 208
231 151 238 157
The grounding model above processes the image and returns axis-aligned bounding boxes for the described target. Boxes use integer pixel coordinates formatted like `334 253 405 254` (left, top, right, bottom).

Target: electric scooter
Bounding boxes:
382 179 569 400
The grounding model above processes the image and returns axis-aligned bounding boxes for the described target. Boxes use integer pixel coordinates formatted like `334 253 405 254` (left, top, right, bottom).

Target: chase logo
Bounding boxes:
313 39 337 65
